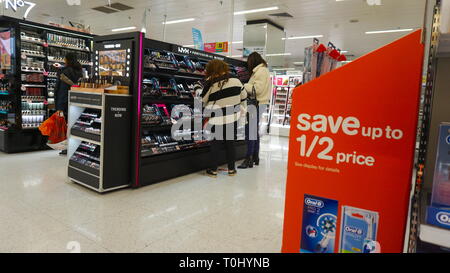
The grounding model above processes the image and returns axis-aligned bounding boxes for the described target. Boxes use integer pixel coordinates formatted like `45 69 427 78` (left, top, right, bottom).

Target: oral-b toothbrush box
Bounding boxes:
426 206 450 230
300 194 338 253
339 206 379 253
431 123 450 209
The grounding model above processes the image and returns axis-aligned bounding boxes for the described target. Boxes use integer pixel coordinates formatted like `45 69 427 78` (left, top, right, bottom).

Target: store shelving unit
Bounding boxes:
0 16 94 153
266 84 297 137
93 33 249 189
408 0 450 253
67 90 132 192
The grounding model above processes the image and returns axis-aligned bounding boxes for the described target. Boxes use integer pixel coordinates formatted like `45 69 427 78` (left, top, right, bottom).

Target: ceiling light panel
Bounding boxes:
283 35 323 40
163 18 196 25
365 28 413 34
234 6 279 15
112 26 137 32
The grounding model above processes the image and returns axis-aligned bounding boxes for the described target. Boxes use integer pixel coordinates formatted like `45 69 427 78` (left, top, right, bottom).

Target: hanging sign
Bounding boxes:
4 0 36 19
282 30 424 253
172 45 225 61
204 42 228 53
192 28 204 51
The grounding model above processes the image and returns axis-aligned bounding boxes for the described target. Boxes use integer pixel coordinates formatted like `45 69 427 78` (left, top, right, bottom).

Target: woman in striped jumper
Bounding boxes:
201 59 247 177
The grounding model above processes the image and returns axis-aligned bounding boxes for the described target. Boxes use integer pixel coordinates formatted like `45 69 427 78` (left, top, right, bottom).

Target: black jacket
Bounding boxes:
55 66 82 111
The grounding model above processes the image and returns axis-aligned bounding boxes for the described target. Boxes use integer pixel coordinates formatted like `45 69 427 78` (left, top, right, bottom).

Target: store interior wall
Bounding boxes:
440 0 450 33
266 23 286 68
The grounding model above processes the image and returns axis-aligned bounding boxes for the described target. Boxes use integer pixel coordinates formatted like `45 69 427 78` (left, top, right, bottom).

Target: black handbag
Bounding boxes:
247 86 259 106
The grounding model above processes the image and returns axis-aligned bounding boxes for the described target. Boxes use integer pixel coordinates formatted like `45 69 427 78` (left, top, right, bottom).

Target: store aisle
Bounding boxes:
0 136 289 253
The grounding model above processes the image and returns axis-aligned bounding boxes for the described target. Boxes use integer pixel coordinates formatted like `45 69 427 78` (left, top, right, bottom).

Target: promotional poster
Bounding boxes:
282 30 424 253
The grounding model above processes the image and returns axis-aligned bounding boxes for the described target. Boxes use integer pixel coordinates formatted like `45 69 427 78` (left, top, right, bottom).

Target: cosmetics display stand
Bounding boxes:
93 33 249 189
67 90 132 192
0 16 94 153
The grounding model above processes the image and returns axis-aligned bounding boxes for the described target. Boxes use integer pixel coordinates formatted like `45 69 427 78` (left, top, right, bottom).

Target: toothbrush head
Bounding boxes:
320 216 336 234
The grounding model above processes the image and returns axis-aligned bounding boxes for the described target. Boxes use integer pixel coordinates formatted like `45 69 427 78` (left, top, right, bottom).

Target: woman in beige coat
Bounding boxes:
238 52 271 169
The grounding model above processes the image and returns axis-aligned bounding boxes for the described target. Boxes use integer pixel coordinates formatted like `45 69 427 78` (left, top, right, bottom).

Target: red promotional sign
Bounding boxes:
204 42 229 53
282 30 424 253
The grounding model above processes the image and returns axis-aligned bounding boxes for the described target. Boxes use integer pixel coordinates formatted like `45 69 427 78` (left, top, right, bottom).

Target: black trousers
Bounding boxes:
210 122 237 171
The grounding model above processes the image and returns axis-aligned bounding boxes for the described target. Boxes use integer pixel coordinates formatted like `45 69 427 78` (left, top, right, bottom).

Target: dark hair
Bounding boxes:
247 52 267 73
205 59 230 88
65 52 82 71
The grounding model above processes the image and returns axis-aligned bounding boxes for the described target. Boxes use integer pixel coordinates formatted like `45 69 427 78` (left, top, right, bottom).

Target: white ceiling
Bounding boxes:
2 0 426 67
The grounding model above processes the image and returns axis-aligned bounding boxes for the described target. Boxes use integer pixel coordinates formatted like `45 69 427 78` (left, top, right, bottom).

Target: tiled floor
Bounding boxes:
0 135 289 253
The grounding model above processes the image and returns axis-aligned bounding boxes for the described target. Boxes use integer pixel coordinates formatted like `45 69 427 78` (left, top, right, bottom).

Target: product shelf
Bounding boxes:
21 53 46 58
142 96 195 105
141 123 174 132
22 84 46 88
68 160 100 178
141 145 210 163
20 38 45 45
47 43 90 52
143 69 204 81
70 134 102 146
21 69 45 73
419 224 450 249
418 190 450 249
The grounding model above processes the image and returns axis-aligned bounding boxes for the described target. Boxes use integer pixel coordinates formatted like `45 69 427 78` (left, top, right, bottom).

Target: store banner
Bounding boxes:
243 46 265 57
192 28 204 50
204 42 228 53
282 30 424 253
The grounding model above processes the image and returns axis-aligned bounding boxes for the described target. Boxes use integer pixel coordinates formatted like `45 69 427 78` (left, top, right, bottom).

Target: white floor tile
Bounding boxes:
0 136 289 253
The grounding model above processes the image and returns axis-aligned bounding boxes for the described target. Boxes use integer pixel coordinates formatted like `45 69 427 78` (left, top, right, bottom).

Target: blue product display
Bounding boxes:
339 206 379 253
431 123 450 208
426 206 450 230
300 195 338 253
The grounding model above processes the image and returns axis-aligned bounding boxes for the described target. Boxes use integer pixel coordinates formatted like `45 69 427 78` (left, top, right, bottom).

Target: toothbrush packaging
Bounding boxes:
339 206 379 253
427 124 450 230
426 206 450 230
431 123 450 208
300 194 338 253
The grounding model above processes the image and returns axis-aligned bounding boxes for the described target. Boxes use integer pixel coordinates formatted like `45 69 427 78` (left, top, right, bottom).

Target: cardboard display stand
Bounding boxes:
282 30 424 253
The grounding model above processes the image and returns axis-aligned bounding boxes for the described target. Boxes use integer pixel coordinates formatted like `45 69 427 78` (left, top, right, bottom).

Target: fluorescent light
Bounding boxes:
293 62 304 65
232 41 243 44
365 28 413 34
266 53 291 57
234 6 279 15
282 35 323 40
183 44 194 47
111 26 137 32
340 50 348 53
163 18 195 25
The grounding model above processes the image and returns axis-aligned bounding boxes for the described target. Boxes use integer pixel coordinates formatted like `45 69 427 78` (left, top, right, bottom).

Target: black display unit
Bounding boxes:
0 16 94 153
67 91 132 193
93 33 250 189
